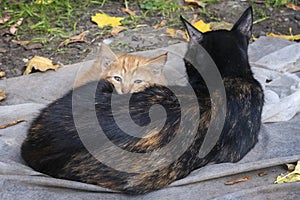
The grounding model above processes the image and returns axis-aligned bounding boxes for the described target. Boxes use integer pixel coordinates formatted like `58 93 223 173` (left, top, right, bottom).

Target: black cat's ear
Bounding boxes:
231 6 253 40
180 15 204 43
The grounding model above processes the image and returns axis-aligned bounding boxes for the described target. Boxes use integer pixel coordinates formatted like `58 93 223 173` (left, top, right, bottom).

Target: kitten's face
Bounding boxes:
101 54 167 94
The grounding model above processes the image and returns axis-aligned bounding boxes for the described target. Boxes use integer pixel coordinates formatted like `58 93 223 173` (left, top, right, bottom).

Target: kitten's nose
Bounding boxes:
121 87 130 94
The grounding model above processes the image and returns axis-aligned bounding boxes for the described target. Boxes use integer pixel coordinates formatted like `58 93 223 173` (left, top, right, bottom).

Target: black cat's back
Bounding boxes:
21 80 205 194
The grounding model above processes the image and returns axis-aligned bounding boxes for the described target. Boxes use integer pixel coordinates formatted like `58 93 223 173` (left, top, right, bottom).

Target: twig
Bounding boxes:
253 17 269 25
0 119 27 129
224 176 251 185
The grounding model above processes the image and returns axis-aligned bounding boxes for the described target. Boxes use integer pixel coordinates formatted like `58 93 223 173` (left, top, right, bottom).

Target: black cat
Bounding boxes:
21 7 263 194
181 6 263 166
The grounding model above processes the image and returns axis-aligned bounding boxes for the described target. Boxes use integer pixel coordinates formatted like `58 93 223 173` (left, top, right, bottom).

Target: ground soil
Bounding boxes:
0 0 299 78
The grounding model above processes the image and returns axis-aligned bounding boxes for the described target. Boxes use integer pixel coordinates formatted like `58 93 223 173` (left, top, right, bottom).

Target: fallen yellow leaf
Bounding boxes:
166 28 176 37
267 32 300 41
59 31 87 47
0 89 6 101
111 26 127 36
91 13 124 29
193 20 211 33
285 3 300 11
275 161 300 184
166 28 187 40
23 56 62 75
35 0 54 4
183 19 211 41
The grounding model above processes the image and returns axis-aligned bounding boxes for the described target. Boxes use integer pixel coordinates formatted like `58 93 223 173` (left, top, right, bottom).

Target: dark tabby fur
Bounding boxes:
21 7 263 194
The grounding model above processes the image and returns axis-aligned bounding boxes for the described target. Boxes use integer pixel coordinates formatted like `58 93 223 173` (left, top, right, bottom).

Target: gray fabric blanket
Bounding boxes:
0 37 299 199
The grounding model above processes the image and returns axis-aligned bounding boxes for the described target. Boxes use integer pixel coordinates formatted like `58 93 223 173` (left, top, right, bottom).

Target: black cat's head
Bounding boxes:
181 7 253 78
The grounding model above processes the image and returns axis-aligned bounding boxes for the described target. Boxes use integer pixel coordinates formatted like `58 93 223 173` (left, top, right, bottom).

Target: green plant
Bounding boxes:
264 0 296 7
0 0 105 38
140 0 179 16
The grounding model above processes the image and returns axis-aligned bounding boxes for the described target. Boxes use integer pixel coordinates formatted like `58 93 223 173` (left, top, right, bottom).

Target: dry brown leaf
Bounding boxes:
285 3 300 11
23 56 62 75
0 89 6 101
153 20 167 29
185 0 206 8
121 7 136 16
9 26 18 35
12 40 42 50
11 39 30 45
0 119 26 129
225 176 251 185
111 26 127 36
0 15 10 24
59 31 87 47
9 18 23 34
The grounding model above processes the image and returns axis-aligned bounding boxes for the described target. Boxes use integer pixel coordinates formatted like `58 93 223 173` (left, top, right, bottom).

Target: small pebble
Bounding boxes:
103 38 114 45
22 58 29 63
295 15 300 21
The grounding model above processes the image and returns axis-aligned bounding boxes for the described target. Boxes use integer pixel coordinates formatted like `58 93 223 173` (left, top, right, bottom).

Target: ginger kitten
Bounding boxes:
78 44 168 94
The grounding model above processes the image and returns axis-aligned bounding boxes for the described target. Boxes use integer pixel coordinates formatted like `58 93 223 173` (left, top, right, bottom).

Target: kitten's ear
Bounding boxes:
180 15 203 43
231 6 253 40
99 43 118 69
145 53 168 76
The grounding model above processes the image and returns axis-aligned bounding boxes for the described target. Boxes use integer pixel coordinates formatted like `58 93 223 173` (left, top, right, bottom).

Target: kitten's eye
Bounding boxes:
134 80 143 84
114 76 122 82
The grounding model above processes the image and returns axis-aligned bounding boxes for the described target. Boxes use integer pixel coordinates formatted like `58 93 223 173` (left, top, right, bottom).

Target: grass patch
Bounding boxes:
0 0 104 40
0 0 223 44
264 0 297 7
